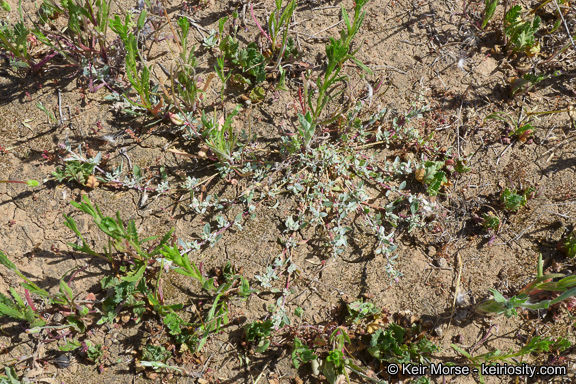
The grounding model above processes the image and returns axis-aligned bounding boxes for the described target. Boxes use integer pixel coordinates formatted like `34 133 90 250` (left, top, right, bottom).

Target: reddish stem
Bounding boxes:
298 86 306 114
250 3 272 44
24 289 37 312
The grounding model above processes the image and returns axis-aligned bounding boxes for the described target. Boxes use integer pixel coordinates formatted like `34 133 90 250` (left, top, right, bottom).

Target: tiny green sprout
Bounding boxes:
244 319 274 353
561 231 576 258
346 299 380 323
86 342 104 363
0 179 39 187
512 123 534 142
415 161 447 197
142 344 172 363
291 338 317 369
454 159 471 173
368 323 438 364
501 186 537 211
500 188 530 211
482 213 500 230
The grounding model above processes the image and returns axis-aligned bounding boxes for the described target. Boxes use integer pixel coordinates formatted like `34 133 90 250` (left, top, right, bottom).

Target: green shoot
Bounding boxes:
452 335 570 366
0 179 39 187
200 105 242 164
482 0 499 29
415 161 448 197
245 320 274 353
504 5 541 54
268 0 297 64
346 300 381 323
368 323 438 364
0 1 32 68
482 213 500 230
484 111 536 142
306 0 372 126
173 17 202 112
561 230 576 258
500 187 535 211
291 338 318 369
477 255 576 317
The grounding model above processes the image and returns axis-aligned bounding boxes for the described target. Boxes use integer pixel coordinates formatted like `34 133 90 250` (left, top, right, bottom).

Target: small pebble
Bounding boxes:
433 326 443 338
437 258 448 268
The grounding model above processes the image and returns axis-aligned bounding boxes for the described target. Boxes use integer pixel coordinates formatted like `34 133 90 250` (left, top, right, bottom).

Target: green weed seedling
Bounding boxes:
368 323 438 364
481 1 542 55
500 187 536 211
485 111 535 142
36 102 57 123
0 1 34 69
156 250 255 350
482 212 500 231
200 105 242 165
244 319 274 353
172 17 202 112
36 0 113 65
291 338 318 370
415 160 448 197
109 12 163 117
267 0 297 64
54 144 169 193
510 71 561 97
295 111 316 151
477 254 576 317
85 341 104 363
322 327 377 384
346 299 381 324
63 195 174 264
504 5 541 55
63 196 255 350
561 230 576 258
452 335 570 366
220 36 266 86
305 0 372 127
214 56 232 102
289 0 380 150
63 195 176 323
142 344 172 363
139 352 188 375
0 250 104 335
216 15 266 87
53 146 101 187
0 252 47 328
289 325 380 383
